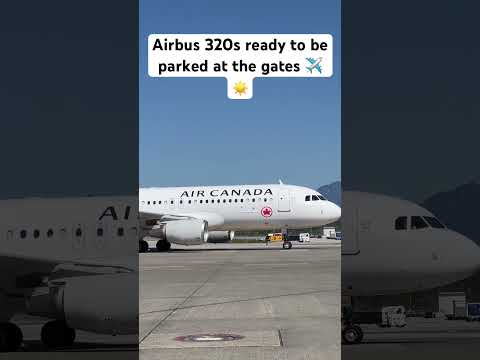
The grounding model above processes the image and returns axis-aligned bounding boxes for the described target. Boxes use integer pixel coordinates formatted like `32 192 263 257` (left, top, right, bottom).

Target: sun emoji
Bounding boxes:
233 81 248 96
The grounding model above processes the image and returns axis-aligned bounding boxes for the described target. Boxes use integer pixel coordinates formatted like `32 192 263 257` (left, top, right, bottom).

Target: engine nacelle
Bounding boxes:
207 230 235 243
27 273 138 335
149 219 208 245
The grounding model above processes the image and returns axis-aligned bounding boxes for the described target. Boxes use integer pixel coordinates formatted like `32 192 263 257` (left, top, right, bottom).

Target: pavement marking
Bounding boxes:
140 330 281 349
242 262 310 266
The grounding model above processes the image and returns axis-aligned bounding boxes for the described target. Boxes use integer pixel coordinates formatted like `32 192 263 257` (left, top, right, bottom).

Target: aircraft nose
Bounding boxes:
450 231 480 276
326 202 341 223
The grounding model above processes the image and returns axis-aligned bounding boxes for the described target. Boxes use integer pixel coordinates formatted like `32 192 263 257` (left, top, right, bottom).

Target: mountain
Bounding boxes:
422 181 480 246
317 181 341 206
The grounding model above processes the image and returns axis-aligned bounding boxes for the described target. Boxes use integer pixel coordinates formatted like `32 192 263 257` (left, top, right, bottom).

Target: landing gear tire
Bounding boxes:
139 240 149 253
0 322 23 352
41 320 76 349
156 240 171 252
282 241 292 249
342 325 363 344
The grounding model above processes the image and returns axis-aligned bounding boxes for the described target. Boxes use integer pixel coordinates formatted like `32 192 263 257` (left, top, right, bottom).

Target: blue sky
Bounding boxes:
140 0 341 189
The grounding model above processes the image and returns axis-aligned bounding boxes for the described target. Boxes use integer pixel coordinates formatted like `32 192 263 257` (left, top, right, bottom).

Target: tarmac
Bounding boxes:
343 317 480 360
139 239 341 360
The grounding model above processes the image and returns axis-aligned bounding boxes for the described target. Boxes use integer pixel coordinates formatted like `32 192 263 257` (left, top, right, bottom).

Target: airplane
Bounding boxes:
306 57 322 73
0 196 138 351
138 182 341 252
341 190 480 343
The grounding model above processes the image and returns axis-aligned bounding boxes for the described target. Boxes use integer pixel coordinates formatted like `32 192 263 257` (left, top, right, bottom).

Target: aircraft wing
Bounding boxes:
0 253 136 299
306 57 316 64
140 210 225 228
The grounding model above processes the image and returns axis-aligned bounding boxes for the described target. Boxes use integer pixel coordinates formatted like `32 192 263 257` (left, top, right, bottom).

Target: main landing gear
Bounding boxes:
41 320 76 348
0 320 76 351
156 240 171 252
0 322 23 352
139 240 149 253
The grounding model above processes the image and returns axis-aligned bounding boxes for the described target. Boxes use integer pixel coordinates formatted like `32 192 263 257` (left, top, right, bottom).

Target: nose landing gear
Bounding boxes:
342 324 363 344
281 229 292 249
282 241 292 249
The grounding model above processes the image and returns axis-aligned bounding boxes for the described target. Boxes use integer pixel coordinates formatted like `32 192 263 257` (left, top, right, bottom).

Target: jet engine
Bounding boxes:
26 273 138 335
207 230 235 243
149 219 208 245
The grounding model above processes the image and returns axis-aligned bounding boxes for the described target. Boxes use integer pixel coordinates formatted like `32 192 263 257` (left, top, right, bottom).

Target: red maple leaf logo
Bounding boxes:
261 207 272 217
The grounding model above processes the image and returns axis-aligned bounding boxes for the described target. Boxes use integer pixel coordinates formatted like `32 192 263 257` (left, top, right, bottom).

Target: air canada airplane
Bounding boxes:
139 182 341 252
341 191 480 343
0 196 138 351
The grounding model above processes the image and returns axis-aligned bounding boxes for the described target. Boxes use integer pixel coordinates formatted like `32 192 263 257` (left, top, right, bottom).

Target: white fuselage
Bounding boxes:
342 191 480 296
139 184 341 231
0 196 138 336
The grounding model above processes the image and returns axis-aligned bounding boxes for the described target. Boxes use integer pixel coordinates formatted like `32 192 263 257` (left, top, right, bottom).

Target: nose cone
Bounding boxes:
456 232 480 275
325 202 341 224
440 231 480 282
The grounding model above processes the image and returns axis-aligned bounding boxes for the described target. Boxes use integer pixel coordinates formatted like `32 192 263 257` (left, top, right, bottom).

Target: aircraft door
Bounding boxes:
278 189 291 212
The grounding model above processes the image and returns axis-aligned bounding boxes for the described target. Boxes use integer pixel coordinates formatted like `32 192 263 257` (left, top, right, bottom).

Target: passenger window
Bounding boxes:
33 229 40 239
240 199 244 203
117 228 124 237
252 198 256 202
180 200 183 204
147 201 150 205
75 228 82 237
305 195 311 201
218 199 221 203
411 216 428 230
229 199 232 203
264 198 267 202
153 201 156 205
97 228 104 236
188 200 192 204
200 200 203 204
20 230 27 239
424 216 445 229
395 216 407 230
47 229 54 238
223 199 226 203
170 200 174 205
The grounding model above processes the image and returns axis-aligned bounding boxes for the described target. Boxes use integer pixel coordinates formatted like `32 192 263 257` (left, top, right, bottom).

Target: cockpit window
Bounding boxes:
312 195 320 201
305 195 311 201
395 216 407 230
318 195 326 200
411 216 428 230
424 216 445 229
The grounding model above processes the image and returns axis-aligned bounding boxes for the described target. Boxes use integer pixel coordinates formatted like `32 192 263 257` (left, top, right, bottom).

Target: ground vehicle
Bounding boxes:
299 233 310 242
266 233 283 242
466 303 480 321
